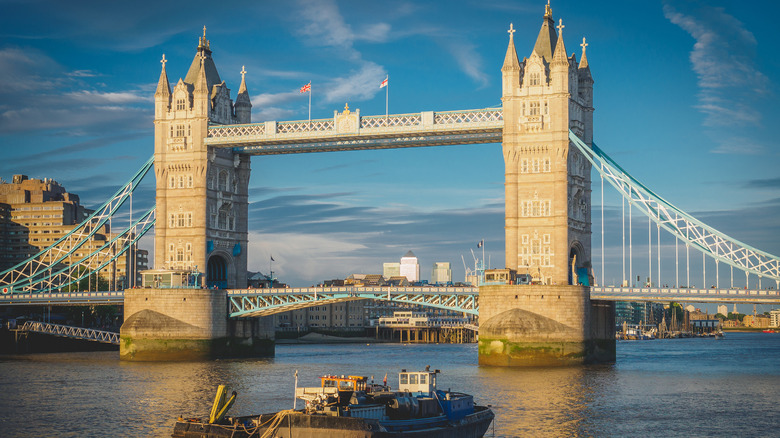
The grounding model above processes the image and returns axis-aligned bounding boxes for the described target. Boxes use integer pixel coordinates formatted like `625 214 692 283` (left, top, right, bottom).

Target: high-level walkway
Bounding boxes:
206 108 503 154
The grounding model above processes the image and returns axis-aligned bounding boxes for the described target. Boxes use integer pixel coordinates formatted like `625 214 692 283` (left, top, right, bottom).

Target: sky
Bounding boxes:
1 0 779 307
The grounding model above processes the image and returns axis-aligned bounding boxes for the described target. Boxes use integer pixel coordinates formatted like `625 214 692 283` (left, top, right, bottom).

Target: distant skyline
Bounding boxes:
1 1 778 312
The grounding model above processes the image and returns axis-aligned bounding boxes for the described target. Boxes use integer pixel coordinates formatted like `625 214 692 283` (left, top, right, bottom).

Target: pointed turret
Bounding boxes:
502 23 521 72
502 23 521 98
193 55 210 117
551 18 568 66
184 26 222 91
532 1 558 62
155 54 171 117
235 66 252 124
155 54 171 97
551 18 569 93
578 36 593 125
578 37 592 81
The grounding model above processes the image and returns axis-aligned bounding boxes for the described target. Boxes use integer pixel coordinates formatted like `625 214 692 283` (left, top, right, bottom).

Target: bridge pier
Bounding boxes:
478 285 615 366
120 288 274 361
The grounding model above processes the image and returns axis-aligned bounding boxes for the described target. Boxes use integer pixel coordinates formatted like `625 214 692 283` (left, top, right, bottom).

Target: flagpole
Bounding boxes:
482 239 486 270
308 81 312 122
385 75 388 118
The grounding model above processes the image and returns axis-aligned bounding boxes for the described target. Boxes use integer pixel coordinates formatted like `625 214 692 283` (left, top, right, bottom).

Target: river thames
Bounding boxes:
1 332 778 437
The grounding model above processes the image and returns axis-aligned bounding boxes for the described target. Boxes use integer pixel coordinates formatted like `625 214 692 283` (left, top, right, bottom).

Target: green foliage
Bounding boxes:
726 312 744 321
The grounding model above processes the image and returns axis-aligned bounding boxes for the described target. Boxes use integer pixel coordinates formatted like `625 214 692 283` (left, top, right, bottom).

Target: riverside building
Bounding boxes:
0 174 148 287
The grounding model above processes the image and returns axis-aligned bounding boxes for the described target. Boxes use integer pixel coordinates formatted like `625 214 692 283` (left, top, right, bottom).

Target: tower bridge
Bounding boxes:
3 2 779 363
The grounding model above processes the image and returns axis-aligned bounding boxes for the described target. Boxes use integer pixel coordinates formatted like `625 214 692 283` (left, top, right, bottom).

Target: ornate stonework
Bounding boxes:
153 31 252 288
501 5 594 285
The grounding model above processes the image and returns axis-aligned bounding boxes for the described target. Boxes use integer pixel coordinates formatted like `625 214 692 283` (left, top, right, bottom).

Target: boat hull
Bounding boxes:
172 405 494 438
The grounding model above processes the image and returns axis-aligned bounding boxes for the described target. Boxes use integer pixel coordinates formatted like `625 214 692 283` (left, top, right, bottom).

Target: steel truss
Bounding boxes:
1 156 155 294
7 208 156 293
228 287 479 318
569 131 780 284
19 321 119 345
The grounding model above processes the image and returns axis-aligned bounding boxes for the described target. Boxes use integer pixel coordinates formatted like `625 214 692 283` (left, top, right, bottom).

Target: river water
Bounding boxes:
1 332 778 437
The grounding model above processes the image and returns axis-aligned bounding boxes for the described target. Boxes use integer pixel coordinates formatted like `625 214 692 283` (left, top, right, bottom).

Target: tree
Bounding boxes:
63 266 110 292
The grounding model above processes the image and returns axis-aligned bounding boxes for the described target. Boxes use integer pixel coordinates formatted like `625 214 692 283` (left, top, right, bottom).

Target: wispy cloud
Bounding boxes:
663 2 770 130
65 90 151 104
0 47 151 134
323 61 386 103
295 0 391 60
744 177 780 189
710 136 766 155
441 40 489 88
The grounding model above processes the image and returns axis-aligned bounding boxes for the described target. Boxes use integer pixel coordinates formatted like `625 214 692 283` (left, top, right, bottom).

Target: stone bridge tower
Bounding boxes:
501 2 593 286
153 29 251 288
479 3 613 367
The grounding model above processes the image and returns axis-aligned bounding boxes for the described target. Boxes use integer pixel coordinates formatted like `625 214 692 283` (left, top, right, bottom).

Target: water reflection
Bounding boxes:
477 364 615 437
1 336 779 438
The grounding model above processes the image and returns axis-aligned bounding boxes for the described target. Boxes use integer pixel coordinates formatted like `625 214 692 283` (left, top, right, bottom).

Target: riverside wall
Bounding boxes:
478 285 615 366
120 288 273 361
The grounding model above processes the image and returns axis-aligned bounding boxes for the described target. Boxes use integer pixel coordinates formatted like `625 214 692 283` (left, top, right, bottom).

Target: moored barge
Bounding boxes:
172 368 494 437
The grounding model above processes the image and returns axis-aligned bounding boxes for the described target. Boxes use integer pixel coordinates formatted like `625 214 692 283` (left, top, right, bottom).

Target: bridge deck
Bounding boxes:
2 286 778 307
590 286 780 304
227 286 480 317
205 108 503 154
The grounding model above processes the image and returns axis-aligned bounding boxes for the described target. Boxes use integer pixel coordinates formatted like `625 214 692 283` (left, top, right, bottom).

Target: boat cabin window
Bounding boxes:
338 380 354 390
323 379 337 388
398 371 437 394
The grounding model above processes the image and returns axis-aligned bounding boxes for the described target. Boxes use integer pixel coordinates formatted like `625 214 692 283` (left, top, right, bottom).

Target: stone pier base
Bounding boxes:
120 288 274 361
478 285 614 366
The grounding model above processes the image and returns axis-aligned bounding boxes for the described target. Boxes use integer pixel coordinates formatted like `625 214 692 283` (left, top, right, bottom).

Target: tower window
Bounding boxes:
218 171 228 192
529 102 540 116
529 72 541 86
176 99 185 111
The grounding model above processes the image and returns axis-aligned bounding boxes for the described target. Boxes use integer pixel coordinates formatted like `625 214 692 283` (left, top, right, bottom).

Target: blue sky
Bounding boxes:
1 0 779 301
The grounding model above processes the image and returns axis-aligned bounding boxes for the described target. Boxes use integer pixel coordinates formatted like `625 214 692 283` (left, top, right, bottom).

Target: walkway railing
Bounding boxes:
0 291 124 306
18 321 119 345
590 286 780 304
206 108 503 154
228 286 480 317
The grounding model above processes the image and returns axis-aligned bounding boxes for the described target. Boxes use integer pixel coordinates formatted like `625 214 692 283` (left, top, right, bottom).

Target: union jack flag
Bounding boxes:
299 82 311 93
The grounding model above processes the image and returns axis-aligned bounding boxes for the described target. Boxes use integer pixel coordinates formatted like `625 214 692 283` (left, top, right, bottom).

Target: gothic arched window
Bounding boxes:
218 171 228 192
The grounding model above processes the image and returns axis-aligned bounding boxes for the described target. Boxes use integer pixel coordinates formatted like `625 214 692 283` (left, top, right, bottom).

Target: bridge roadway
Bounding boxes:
3 286 779 311
590 286 780 304
205 108 504 155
